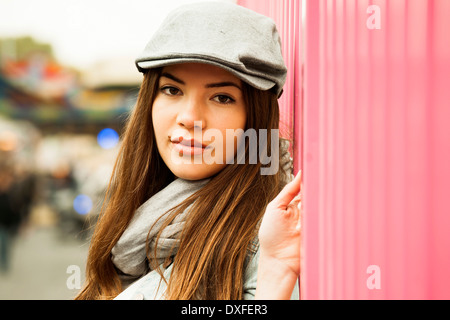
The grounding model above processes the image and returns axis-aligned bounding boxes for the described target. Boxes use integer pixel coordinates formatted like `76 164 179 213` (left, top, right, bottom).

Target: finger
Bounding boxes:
292 193 302 204
290 194 301 212
296 201 302 231
272 170 302 209
286 198 302 231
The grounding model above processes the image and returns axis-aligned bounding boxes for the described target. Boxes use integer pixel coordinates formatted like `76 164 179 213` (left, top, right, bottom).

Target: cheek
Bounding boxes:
151 107 161 142
214 108 247 159
236 106 248 129
216 106 247 131
151 100 162 125
151 101 171 141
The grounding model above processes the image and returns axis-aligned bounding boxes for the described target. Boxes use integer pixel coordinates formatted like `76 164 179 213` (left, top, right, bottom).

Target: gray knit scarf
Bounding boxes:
111 178 210 285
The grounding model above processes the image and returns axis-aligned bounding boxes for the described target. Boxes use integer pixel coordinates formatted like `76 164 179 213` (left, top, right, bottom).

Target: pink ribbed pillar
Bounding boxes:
238 0 303 171
240 0 450 300
303 0 450 299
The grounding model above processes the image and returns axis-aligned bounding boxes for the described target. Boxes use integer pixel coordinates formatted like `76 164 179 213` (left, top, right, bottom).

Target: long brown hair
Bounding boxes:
76 67 287 300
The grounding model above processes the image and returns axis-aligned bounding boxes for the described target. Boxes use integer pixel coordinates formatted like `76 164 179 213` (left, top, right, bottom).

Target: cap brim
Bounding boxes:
136 58 277 93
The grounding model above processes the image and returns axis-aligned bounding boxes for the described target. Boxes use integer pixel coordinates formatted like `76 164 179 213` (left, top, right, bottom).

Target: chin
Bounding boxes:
168 163 226 181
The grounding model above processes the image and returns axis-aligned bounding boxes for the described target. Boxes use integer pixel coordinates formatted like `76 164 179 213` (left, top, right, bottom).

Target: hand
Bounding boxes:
258 171 302 276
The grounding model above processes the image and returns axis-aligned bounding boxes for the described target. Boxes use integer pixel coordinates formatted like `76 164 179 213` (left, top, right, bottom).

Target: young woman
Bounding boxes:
76 1 302 300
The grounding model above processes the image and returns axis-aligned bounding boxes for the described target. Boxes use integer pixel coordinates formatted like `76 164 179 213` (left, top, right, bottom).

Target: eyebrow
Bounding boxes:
161 72 242 91
205 82 242 90
161 72 185 85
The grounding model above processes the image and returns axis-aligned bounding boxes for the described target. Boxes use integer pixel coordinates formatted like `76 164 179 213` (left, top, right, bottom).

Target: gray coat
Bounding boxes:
115 248 299 300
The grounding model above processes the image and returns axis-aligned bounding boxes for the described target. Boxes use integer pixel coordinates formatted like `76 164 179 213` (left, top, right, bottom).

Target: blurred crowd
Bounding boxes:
0 117 120 273
0 35 139 277
0 118 36 272
0 145 34 271
0 117 121 273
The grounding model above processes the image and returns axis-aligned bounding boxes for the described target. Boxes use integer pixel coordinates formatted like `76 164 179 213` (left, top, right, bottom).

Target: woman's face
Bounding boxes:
152 63 247 180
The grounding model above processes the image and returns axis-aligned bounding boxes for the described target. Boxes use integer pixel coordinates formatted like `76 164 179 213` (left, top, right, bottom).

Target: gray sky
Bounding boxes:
0 0 235 70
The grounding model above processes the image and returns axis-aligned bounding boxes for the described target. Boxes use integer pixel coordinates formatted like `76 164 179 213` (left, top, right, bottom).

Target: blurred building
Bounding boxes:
0 36 141 135
0 36 141 239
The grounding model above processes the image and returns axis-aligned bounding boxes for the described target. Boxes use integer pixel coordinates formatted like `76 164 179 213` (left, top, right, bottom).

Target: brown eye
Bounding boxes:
213 95 235 104
161 86 182 96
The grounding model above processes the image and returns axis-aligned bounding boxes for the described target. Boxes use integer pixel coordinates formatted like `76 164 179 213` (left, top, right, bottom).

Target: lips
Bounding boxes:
171 136 207 147
170 136 211 156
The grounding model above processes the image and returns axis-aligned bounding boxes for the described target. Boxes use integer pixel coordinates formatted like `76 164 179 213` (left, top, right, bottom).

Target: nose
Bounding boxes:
176 94 206 130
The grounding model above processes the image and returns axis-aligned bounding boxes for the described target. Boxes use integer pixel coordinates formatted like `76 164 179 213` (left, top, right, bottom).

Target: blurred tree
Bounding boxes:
0 36 55 63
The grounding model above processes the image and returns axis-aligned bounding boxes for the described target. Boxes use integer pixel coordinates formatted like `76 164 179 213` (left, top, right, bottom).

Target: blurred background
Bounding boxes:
0 0 235 299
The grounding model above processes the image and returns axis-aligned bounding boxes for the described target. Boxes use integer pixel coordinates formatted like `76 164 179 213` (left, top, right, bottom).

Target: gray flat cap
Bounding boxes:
135 1 287 97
